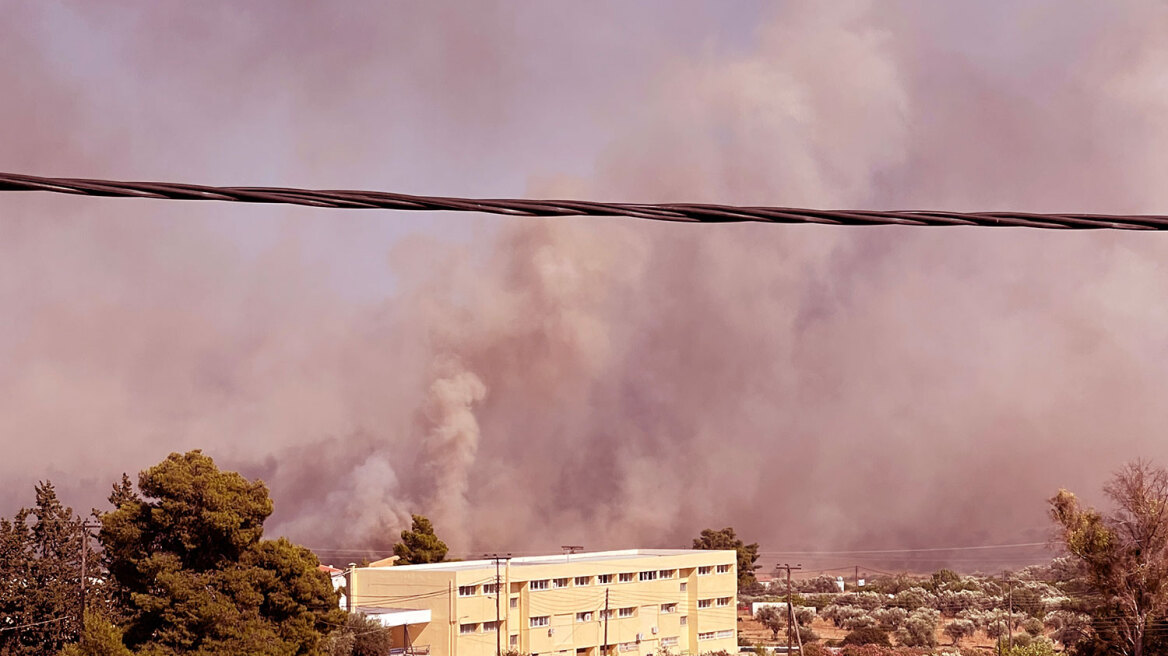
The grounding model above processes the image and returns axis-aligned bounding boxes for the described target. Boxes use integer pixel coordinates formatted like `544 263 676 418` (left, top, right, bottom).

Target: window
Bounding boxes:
601 610 615 620
698 599 712 609
716 597 731 607
576 612 593 623
698 566 713 576
598 574 614 584
461 623 479 635
458 585 477 597
680 616 688 626
659 569 675 579
639 571 658 582
698 632 715 641
553 578 571 588
483 583 499 595
483 621 500 632
619 644 636 652
575 576 591 586
680 582 687 592
530 616 550 628
716 630 734 639
510 635 519 647
619 573 635 583
510 597 519 609
716 564 731 574
661 638 679 648
530 580 550 590
618 607 635 618
661 603 677 614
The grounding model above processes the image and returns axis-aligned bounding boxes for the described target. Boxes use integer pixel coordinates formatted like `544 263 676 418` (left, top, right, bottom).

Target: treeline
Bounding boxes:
0 450 447 656
743 460 1168 656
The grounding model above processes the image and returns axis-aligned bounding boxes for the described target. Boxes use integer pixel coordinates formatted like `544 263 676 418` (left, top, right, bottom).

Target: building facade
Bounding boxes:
346 549 738 656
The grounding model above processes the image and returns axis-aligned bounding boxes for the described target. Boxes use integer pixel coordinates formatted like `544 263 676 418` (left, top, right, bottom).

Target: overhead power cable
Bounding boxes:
3 171 1168 230
0 617 68 632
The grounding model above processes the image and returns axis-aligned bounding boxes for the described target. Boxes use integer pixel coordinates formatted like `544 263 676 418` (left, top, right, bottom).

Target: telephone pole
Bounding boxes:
79 520 100 636
776 563 802 655
486 554 512 656
603 588 610 656
1005 572 1014 651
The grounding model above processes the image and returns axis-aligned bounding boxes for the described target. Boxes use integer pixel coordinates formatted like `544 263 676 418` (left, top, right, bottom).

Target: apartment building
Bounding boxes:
345 549 738 656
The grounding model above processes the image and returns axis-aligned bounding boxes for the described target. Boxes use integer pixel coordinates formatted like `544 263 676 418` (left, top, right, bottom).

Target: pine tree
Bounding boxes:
99 450 344 654
393 515 449 564
0 482 85 655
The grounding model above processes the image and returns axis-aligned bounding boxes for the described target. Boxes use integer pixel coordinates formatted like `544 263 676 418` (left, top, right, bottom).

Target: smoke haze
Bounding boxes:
4 1 1168 570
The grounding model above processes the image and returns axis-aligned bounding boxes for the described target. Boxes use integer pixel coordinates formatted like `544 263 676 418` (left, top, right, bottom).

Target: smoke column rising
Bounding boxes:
3 1 1168 569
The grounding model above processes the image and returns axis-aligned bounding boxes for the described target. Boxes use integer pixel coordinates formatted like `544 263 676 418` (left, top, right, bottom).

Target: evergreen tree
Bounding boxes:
99 450 344 655
0 482 85 655
393 515 448 564
692 526 760 587
56 611 133 656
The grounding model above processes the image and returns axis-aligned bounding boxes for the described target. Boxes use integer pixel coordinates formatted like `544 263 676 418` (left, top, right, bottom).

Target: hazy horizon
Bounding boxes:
4 1 1168 572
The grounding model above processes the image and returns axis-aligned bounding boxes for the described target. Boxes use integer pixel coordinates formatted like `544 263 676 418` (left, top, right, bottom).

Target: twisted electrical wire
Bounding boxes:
3 171 1168 230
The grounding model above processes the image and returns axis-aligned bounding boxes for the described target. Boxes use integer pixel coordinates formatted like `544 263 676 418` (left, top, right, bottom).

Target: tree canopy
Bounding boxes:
99 450 343 655
0 481 85 655
393 514 448 564
692 526 760 587
1050 460 1168 656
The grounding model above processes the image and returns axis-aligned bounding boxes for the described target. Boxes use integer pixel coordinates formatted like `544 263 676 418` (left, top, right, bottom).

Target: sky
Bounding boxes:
4 0 1168 572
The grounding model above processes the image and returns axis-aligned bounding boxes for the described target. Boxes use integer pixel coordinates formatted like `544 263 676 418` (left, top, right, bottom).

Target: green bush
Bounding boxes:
841 627 892 647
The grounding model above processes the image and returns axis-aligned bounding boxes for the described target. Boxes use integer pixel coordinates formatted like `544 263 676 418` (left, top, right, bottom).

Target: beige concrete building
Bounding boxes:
346 549 739 656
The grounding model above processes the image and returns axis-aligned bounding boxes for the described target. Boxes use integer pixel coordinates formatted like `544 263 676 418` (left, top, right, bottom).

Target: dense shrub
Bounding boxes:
804 594 835 611
796 575 840 593
891 588 935 611
842 614 878 630
872 607 908 630
1000 639 1057 656
795 624 819 644
799 644 829 656
894 608 940 648
841 627 892 647
836 592 886 611
942 619 975 645
839 647 929 656
823 605 868 628
997 635 1056 656
936 589 987 614
1043 610 1091 649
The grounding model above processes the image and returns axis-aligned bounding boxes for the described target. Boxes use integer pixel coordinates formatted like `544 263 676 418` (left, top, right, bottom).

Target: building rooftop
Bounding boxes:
362 548 730 572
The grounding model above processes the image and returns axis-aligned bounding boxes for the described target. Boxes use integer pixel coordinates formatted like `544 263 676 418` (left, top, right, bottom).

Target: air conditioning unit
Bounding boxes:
651 627 658 635
548 628 555 637
635 633 643 642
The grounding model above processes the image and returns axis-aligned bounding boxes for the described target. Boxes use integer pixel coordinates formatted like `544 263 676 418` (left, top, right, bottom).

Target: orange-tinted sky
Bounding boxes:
4 1 1168 571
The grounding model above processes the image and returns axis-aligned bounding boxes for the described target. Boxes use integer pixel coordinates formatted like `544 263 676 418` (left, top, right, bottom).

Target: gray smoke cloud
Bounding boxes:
4 1 1168 571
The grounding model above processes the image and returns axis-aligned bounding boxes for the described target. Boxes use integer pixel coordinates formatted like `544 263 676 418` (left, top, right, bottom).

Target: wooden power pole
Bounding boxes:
776 563 802 655
486 554 512 656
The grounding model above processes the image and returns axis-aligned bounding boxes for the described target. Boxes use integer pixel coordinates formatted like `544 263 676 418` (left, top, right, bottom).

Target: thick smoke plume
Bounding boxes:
4 1 1168 570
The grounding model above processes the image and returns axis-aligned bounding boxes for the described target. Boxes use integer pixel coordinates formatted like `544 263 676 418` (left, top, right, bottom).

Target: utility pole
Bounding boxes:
603 588 610 656
1005 572 1014 651
78 520 99 637
854 565 859 589
486 554 512 656
776 563 802 655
